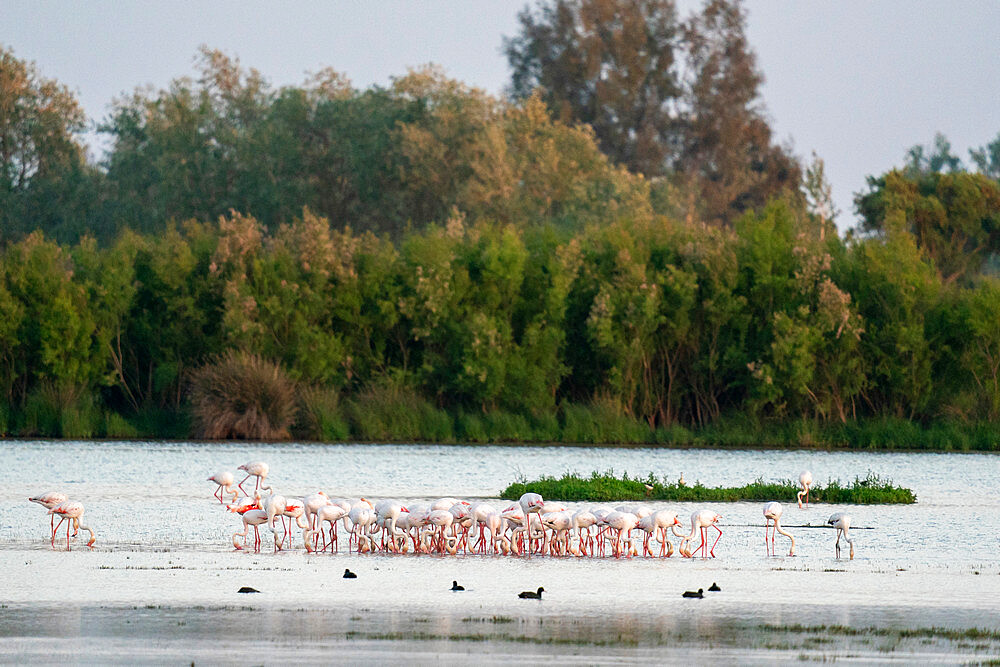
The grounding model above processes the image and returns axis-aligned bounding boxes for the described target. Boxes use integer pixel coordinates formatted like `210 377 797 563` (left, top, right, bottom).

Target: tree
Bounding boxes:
677 0 801 225
904 132 963 175
0 46 97 244
856 169 1000 284
970 132 1000 181
505 0 683 178
506 0 800 226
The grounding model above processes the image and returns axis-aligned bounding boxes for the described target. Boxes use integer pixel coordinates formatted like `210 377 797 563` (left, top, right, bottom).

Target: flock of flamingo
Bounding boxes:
202 463 855 560
27 464 854 559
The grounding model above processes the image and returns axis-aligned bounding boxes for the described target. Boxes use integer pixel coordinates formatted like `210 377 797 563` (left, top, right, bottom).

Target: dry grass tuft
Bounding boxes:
189 350 297 440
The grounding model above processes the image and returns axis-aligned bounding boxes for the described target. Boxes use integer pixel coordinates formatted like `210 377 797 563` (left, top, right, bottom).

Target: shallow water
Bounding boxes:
2 440 1000 663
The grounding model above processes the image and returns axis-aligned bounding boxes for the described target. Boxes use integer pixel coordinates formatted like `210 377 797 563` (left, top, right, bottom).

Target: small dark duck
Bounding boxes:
518 586 544 599
343 568 357 579
708 582 721 592
682 588 704 598
451 580 465 591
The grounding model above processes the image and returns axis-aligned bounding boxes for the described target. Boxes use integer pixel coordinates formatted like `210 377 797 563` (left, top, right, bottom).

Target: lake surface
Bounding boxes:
2 440 1000 663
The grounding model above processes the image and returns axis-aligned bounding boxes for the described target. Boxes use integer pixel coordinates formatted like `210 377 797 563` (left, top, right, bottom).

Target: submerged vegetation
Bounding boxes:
500 471 916 504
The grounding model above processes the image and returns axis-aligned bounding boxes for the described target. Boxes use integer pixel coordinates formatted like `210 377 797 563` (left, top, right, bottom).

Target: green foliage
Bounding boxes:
346 380 453 442
560 398 653 443
103 412 140 439
500 470 915 504
296 385 350 442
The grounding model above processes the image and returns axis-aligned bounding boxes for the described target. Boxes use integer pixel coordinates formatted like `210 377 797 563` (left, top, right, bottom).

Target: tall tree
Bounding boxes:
677 0 801 225
505 0 683 177
0 46 97 244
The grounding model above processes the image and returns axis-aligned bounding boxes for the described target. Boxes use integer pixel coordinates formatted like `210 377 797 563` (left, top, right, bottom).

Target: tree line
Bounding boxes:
3 1 1000 444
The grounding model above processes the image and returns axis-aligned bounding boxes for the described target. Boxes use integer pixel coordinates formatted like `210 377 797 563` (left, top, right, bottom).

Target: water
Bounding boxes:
2 440 1000 662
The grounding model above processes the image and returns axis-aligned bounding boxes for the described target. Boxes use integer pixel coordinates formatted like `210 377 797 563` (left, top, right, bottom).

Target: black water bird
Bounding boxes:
708 582 721 592
518 587 544 599
237 586 260 594
682 588 704 598
343 569 357 579
451 580 465 591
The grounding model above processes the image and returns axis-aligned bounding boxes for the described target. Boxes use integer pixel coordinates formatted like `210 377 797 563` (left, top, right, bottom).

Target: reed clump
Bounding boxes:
188 350 297 440
500 470 916 504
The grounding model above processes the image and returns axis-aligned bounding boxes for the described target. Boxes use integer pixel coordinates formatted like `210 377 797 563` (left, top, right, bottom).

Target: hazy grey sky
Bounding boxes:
5 1 1000 229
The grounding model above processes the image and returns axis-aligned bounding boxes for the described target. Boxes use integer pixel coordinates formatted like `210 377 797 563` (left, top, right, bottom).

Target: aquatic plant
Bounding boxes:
499 470 916 504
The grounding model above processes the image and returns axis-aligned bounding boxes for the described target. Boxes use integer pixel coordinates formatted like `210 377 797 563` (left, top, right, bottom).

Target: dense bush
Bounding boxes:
188 351 297 440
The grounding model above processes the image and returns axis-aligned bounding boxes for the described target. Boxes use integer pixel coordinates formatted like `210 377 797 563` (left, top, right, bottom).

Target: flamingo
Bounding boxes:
237 461 270 495
279 498 308 549
571 509 598 556
348 505 377 552
314 504 349 552
540 511 577 555
517 493 545 554
762 501 795 556
233 509 268 550
604 510 639 558
797 470 813 508
29 491 68 538
426 509 457 553
679 509 722 558
207 471 238 504
827 512 854 559
48 501 96 549
256 491 286 551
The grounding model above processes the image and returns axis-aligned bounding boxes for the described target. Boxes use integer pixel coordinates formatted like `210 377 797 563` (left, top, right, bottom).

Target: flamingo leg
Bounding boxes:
709 525 722 557
237 473 251 495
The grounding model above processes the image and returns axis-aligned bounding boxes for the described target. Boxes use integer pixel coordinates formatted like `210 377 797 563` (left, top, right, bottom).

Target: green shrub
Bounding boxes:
188 350 297 440
347 381 453 442
296 385 350 441
560 398 653 444
501 470 916 504
103 412 140 439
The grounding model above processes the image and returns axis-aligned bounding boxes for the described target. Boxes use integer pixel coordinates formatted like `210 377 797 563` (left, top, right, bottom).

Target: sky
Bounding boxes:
5 0 1000 230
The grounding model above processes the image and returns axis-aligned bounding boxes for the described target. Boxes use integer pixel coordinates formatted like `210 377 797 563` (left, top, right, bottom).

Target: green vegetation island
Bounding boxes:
500 471 916 504
3 4 1000 452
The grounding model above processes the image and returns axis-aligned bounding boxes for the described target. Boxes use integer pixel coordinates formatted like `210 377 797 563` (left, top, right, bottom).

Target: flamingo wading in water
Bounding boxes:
797 470 813 508
762 501 795 556
679 509 722 558
237 461 270 495
48 501 96 549
29 491 68 538
827 512 854 559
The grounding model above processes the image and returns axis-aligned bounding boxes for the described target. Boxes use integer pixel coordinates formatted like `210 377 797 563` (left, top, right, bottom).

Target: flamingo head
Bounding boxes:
87 536 96 547
361 497 373 508
401 506 409 513
673 516 683 526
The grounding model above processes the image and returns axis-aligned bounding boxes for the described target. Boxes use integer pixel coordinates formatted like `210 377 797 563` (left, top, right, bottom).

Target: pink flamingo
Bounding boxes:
763 501 796 556
827 512 854 559
604 510 639 558
237 461 270 495
797 470 813 508
29 491 68 538
232 509 268 551
207 471 238 504
679 509 722 558
48 501 96 549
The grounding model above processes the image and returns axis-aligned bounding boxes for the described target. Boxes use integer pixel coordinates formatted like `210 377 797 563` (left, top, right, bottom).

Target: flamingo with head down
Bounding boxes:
48 501 96 549
797 470 813 508
763 501 795 556
679 509 722 558
29 491 68 538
